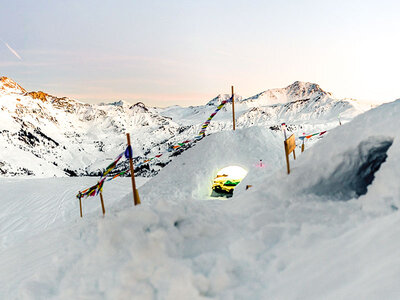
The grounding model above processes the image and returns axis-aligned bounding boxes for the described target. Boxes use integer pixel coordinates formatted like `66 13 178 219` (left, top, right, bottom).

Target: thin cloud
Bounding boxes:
3 41 22 60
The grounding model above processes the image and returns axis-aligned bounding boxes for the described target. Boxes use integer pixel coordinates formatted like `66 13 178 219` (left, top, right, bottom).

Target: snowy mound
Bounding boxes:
140 98 400 212
281 99 400 213
138 126 285 203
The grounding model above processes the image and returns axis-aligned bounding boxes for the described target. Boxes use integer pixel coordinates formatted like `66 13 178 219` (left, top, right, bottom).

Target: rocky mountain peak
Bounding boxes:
243 81 331 105
25 91 50 102
206 93 242 106
284 81 330 99
24 90 80 113
0 76 26 94
105 100 131 107
130 102 148 112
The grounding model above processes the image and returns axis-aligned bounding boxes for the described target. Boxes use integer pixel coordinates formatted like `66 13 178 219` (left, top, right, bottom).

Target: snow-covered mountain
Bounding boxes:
242 81 329 105
0 77 372 177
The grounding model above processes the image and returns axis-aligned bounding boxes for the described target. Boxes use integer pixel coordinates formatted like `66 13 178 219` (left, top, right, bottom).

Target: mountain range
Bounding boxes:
0 76 372 177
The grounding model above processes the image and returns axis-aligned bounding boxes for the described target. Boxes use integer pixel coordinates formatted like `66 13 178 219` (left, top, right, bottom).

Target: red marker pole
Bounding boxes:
281 123 287 140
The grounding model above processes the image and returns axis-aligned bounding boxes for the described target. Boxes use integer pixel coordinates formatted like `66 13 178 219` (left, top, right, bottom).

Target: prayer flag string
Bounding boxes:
77 98 232 200
100 152 124 179
194 98 231 140
298 130 327 140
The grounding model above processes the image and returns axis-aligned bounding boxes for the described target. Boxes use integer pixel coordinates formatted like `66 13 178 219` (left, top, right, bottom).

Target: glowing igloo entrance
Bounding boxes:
211 166 248 198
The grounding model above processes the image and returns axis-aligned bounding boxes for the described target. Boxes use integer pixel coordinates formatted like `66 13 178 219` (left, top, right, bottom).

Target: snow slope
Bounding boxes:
0 177 149 251
1 99 399 299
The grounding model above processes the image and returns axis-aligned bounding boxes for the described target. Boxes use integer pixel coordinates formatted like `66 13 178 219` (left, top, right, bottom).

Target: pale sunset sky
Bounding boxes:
1 0 399 106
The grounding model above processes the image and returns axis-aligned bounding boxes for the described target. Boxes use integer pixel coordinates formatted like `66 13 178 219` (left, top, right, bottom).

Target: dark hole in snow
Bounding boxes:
174 219 184 228
310 137 393 200
211 187 234 198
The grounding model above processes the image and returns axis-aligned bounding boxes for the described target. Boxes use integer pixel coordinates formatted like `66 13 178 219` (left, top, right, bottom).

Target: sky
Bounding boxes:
1 0 400 107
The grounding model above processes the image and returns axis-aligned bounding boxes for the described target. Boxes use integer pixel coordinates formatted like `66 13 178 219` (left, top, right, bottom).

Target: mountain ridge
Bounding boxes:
0 76 372 177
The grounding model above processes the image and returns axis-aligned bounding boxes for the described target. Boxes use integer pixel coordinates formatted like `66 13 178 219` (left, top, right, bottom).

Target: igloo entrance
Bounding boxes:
211 166 248 198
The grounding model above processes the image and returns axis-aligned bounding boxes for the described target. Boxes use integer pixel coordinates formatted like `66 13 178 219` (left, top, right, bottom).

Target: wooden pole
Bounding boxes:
293 149 296 160
301 140 305 153
79 196 83 218
231 86 235 131
99 192 105 215
126 133 141 205
284 142 290 174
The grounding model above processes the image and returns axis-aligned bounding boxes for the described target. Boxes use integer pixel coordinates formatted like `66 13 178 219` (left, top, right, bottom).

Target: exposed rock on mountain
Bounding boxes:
242 81 330 106
0 76 26 94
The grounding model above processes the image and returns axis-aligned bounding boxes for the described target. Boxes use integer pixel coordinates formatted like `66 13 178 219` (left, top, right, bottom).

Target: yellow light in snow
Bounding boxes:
216 166 247 181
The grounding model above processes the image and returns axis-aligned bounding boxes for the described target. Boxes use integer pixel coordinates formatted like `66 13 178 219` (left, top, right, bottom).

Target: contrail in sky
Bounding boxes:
2 40 22 60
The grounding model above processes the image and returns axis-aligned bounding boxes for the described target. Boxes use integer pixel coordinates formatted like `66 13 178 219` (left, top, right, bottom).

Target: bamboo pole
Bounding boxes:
99 192 105 215
79 196 83 218
231 86 235 131
126 133 141 205
284 142 290 174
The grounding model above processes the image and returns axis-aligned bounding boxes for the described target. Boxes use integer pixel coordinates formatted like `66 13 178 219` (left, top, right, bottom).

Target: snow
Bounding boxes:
1 77 399 299
0 177 149 251
267 212 400 299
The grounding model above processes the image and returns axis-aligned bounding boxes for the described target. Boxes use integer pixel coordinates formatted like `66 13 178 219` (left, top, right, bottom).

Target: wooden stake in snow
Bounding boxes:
301 139 305 153
284 134 296 174
126 133 141 205
78 193 83 218
232 86 236 131
99 191 105 215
